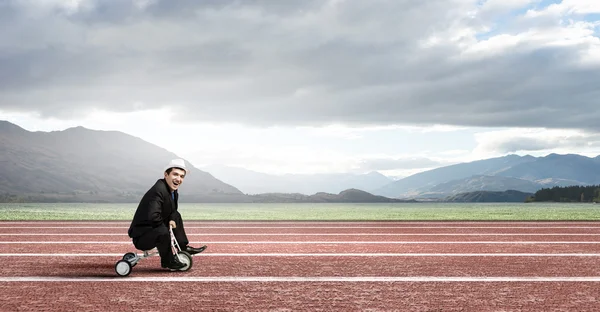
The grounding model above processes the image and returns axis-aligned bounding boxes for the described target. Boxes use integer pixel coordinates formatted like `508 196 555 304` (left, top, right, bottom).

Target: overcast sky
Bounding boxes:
1 0 599 177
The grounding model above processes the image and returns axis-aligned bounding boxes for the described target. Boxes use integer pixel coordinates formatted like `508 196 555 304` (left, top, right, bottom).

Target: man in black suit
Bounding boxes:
128 159 207 270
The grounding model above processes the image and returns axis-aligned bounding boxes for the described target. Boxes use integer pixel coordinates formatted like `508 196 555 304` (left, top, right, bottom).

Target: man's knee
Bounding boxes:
133 226 169 251
133 236 153 251
155 224 169 236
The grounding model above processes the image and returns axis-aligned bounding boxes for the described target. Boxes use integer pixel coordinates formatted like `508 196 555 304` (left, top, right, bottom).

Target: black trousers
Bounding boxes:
132 211 190 264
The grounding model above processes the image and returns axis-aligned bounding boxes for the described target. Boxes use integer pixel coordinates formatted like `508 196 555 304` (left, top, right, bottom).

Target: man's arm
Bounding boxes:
146 190 165 227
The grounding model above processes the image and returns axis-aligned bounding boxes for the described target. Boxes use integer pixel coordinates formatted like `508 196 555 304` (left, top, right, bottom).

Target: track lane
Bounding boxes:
5 227 600 234
2 281 599 311
1 254 600 277
2 221 600 225
3 242 600 253
3 234 600 242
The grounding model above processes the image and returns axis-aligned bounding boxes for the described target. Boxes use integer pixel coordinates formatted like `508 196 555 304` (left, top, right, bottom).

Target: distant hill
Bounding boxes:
203 164 394 195
416 175 542 198
444 190 534 203
529 185 600 203
373 154 600 199
373 154 537 198
0 120 242 202
246 189 416 203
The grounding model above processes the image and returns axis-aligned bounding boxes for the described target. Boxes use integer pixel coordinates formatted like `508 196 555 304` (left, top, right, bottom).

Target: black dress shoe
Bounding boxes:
185 245 207 255
161 257 186 270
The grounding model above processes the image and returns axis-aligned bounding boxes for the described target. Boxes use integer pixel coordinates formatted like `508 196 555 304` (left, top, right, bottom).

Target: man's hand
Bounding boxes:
169 220 176 228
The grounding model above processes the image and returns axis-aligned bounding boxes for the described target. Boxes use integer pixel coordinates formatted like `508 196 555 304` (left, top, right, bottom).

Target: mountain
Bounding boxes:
373 154 537 197
495 153 600 184
203 164 393 195
416 175 543 198
373 154 600 199
246 189 416 203
0 121 242 202
444 190 534 202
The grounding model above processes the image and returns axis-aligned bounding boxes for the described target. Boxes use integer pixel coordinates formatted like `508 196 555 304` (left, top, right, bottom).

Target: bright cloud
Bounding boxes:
474 128 600 157
526 0 600 17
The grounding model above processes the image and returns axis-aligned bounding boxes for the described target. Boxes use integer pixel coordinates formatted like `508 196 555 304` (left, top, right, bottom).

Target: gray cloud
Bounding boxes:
486 133 600 154
1 0 599 129
495 137 564 153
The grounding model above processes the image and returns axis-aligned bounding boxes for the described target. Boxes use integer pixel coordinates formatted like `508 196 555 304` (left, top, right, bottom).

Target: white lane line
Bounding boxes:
2 220 599 223
1 276 600 282
2 222 600 226
3 226 600 229
0 253 599 257
3 233 600 236
1 241 600 244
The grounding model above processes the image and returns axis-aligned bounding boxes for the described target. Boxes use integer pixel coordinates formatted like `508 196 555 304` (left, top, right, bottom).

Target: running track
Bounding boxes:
0 221 599 311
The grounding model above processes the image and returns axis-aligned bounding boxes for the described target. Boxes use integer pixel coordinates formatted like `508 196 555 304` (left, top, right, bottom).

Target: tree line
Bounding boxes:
527 185 600 203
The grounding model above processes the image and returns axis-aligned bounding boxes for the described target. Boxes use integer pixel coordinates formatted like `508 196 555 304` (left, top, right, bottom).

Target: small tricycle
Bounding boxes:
114 225 193 277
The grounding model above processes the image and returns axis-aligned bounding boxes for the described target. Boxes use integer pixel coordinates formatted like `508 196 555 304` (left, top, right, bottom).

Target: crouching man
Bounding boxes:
128 159 207 270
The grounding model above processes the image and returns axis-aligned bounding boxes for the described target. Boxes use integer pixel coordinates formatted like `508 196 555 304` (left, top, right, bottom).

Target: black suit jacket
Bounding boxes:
128 179 179 238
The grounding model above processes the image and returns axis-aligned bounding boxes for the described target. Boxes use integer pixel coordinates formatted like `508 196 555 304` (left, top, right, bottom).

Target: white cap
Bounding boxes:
164 158 187 174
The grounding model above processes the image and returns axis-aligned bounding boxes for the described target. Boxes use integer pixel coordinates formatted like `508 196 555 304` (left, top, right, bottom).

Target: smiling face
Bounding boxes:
164 167 186 191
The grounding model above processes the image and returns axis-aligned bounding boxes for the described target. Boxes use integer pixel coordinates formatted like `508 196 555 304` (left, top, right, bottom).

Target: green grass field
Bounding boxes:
1 202 600 221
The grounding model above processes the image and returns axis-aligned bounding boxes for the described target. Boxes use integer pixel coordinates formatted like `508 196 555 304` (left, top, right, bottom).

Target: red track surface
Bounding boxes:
1 221 599 311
